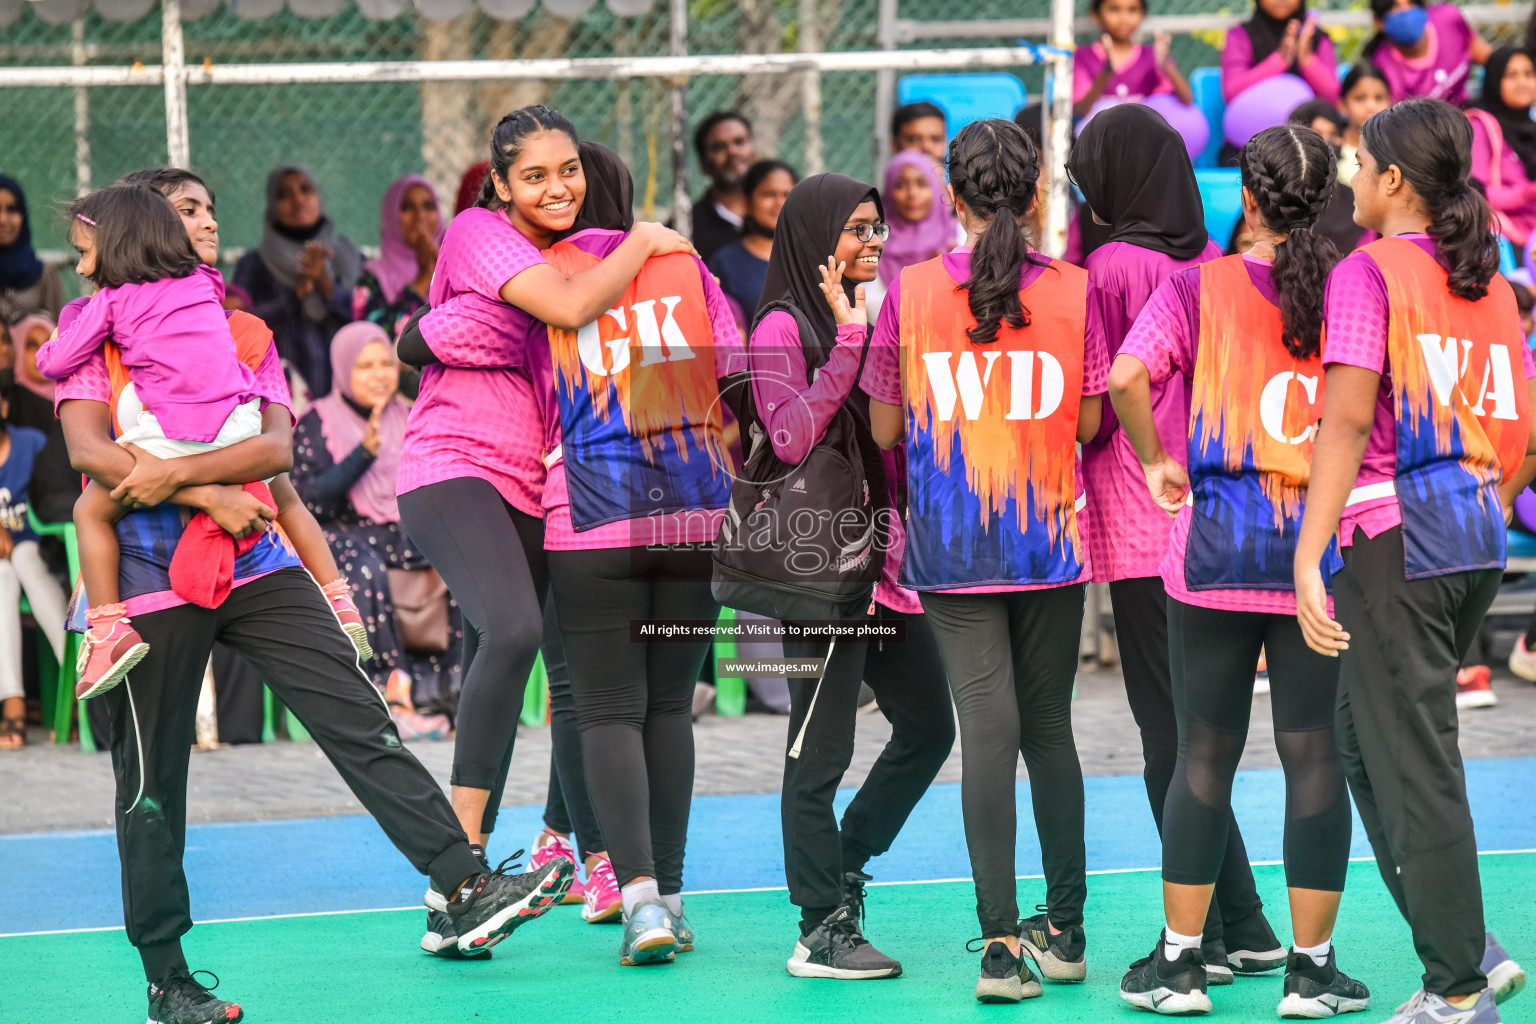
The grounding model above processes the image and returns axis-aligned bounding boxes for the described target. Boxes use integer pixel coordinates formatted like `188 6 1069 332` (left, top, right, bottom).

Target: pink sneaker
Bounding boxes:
75 612 151 700
532 830 585 905
582 855 622 923
322 579 372 661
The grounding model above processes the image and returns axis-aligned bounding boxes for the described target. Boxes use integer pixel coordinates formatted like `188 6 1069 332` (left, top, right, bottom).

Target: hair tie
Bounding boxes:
1287 220 1310 233
74 213 96 226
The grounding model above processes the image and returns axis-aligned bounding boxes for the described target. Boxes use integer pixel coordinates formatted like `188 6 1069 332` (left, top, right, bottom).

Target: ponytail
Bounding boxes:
1360 97 1499 300
477 104 579 212
947 118 1047 345
1240 125 1341 359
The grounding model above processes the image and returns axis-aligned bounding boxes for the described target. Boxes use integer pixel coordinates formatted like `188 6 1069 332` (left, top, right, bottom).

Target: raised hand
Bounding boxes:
1278 19 1301 65
817 256 866 327
1154 30 1173 68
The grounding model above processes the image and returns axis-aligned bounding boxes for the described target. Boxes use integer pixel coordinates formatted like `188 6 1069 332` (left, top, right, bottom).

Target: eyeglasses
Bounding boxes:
842 222 891 243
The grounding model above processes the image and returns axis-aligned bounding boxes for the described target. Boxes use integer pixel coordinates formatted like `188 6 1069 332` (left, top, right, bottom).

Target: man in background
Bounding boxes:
691 111 758 263
891 101 948 162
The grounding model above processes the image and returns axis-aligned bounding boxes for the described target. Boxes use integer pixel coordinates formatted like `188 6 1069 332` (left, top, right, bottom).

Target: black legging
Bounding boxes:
1163 599 1350 892
398 477 548 829
550 545 718 895
539 598 606 860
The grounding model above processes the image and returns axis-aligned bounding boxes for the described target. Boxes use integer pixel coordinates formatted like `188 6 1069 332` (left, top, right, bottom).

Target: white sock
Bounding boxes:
661 893 684 917
621 878 660 917
1163 927 1203 962
1293 938 1331 967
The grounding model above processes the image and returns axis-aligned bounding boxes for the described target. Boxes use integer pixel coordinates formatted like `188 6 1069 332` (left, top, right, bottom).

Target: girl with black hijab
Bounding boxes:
1068 103 1287 981
747 173 954 982
1467 46 1536 249
0 176 64 324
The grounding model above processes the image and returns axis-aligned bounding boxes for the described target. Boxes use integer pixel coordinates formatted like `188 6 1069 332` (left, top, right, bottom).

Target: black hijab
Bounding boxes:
1245 0 1306 70
1474 47 1536 179
0 176 44 293
1067 104 1208 261
572 141 635 233
757 173 882 350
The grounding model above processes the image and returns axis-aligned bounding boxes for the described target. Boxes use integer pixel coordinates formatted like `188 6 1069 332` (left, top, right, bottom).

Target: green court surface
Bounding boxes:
16 855 1536 1023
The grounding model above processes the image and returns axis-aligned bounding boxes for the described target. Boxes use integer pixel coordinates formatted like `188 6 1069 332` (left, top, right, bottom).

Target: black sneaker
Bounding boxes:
147 969 242 1024
424 848 574 955
1277 949 1371 1018
1224 907 1288 975
420 909 490 959
1120 934 1213 1015
971 939 1043 1003
1020 905 1087 982
786 905 902 979
1202 932 1234 986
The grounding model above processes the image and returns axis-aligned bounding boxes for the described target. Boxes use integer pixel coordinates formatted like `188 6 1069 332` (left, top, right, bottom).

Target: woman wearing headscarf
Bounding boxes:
6 312 78 525
1068 104 1287 981
747 173 953 981
1467 46 1536 248
0 177 64 324
354 175 445 338
234 165 362 400
290 321 463 721
870 148 957 315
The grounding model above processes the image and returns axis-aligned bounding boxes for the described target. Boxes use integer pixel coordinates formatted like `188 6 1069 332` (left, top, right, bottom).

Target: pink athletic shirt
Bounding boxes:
1073 42 1173 105
1082 238 1223 582
1221 22 1340 104
39 264 259 443
1370 4 1476 106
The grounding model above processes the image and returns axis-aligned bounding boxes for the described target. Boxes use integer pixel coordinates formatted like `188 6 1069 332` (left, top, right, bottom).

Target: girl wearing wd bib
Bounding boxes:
864 119 1106 1003
1110 125 1367 1018
1296 98 1536 1022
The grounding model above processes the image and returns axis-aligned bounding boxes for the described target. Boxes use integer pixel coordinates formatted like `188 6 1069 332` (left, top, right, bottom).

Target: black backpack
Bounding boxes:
712 301 889 621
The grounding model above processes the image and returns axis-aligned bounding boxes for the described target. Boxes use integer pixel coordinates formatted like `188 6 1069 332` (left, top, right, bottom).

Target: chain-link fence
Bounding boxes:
3 0 1533 278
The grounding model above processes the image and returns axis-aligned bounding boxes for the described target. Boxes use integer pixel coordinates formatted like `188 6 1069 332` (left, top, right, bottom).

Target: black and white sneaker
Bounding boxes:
972 940 1043 1003
1020 905 1087 982
1225 908 1288 975
420 909 490 959
424 848 574 955
1202 933 1235 986
786 906 902 979
1277 949 1370 1018
1121 935 1213 1015
147 969 242 1024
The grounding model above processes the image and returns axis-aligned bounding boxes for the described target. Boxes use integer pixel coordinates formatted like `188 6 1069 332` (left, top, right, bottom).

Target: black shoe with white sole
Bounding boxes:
786 905 902 979
973 940 1043 1003
1277 950 1370 1019
147 969 242 1024
424 849 574 955
1121 936 1213 1015
1020 906 1087 982
1225 908 1288 975
1202 933 1234 986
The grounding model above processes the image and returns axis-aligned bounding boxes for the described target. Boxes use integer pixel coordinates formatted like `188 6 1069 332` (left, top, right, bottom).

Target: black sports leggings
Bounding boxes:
540 598 605 860
550 545 718 895
1162 599 1350 892
398 477 548 824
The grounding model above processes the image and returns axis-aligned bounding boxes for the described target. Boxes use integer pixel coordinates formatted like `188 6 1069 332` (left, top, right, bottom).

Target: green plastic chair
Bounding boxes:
26 509 89 750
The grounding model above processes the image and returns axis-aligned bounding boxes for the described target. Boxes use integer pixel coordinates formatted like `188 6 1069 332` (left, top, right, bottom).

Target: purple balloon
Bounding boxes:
1144 93 1211 162
1222 74 1315 149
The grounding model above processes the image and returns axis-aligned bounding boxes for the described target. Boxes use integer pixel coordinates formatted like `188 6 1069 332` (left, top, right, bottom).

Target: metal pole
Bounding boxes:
799 0 824 175
71 19 91 196
161 0 189 168
873 0 897 176
669 0 690 236
1042 0 1073 258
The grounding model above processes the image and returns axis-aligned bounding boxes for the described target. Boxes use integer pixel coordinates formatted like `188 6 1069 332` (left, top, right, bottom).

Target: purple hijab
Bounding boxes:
364 175 446 305
310 322 410 524
879 149 955 287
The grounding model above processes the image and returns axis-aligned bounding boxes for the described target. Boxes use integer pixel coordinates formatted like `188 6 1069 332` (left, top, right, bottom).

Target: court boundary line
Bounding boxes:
5 848 1531 940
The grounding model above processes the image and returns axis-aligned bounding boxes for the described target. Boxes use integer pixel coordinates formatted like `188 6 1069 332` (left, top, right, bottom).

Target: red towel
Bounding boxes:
167 481 276 609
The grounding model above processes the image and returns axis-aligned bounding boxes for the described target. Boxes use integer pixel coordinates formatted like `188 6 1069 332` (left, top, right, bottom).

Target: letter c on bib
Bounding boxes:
1259 371 1318 445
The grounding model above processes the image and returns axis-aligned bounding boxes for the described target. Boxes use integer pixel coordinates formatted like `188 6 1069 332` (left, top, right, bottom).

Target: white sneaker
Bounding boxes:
1508 634 1536 682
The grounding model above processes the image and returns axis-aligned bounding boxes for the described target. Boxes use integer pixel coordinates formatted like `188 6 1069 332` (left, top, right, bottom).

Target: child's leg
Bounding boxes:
75 481 129 609
270 474 341 585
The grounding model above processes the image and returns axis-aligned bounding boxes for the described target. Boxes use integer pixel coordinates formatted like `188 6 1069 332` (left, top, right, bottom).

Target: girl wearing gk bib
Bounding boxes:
1296 97 1536 1023
863 119 1105 1004
1109 125 1366 1018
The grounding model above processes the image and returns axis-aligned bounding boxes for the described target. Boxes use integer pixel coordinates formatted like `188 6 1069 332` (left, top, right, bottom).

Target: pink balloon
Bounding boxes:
1144 93 1211 162
1222 74 1315 149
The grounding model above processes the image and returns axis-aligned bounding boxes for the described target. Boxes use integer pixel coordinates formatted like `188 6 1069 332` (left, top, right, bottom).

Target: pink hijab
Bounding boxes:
879 149 956 287
310 322 410 524
363 175 446 306
9 311 57 403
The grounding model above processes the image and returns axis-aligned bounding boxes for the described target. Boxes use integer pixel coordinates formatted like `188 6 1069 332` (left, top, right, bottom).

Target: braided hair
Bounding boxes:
476 105 579 212
1239 124 1341 359
948 118 1048 345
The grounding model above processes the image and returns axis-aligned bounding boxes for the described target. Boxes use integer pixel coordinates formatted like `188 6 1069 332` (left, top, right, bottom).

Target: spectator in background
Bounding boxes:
1362 0 1489 106
1467 47 1536 250
890 101 948 162
1337 60 1393 185
1288 100 1365 253
1222 0 1340 105
0 177 63 325
1074 0 1193 117
869 148 957 317
1289 98 1343 145
291 321 462 721
221 280 254 313
0 389 67 750
6 313 79 525
706 159 797 325
691 111 758 264
354 175 445 338
235 165 362 402
455 162 490 217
